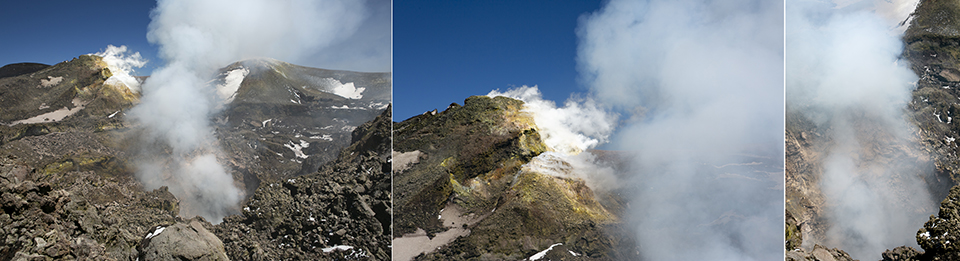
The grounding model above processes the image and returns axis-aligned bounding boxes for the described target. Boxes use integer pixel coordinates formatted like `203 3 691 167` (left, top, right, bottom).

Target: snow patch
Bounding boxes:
217 68 249 103
369 102 389 110
12 98 90 125
320 78 365 99
528 243 563 260
145 226 166 239
321 245 354 253
40 76 63 87
310 135 333 141
283 140 309 159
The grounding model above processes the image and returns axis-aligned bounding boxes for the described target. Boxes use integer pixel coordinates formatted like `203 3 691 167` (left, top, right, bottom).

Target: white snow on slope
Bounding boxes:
320 78 365 99
528 243 563 260
217 68 249 103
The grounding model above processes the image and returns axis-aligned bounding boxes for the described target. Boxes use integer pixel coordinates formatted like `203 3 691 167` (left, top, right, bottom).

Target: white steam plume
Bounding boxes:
787 0 931 259
129 0 369 222
487 85 619 192
93 45 147 93
487 85 615 155
578 0 784 260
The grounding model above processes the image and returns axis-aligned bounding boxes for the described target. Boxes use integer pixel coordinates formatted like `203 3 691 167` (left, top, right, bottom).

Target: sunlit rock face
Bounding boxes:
392 95 640 260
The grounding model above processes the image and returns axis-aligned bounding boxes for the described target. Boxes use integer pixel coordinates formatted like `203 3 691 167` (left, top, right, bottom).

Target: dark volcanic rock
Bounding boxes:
213 107 391 261
882 246 924 261
916 186 960 260
0 156 182 260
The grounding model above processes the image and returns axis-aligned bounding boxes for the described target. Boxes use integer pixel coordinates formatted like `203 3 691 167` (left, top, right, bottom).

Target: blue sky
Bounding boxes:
393 0 603 120
0 0 390 75
0 0 160 74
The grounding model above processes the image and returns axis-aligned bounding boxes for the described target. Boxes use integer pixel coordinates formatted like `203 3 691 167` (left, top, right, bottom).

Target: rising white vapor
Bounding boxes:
129 0 372 222
488 85 615 155
487 85 619 194
787 0 930 259
578 0 784 260
93 45 147 92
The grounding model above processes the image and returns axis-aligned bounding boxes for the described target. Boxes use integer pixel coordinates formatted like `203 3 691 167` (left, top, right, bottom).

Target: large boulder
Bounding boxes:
138 219 229 261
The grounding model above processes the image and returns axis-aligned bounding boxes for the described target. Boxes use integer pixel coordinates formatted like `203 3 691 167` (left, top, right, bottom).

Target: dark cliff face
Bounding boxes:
393 95 637 260
0 55 392 260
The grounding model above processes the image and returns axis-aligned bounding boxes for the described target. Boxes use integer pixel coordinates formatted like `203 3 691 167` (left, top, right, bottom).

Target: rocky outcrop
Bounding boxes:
393 96 636 260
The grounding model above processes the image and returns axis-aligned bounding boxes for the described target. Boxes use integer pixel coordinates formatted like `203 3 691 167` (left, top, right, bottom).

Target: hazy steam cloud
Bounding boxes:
129 0 370 222
93 45 147 92
787 0 931 259
577 0 784 259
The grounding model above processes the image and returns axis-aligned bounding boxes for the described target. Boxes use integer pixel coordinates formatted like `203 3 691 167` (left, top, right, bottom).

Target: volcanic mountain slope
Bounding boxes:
212 58 391 197
392 96 638 261
0 55 391 260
